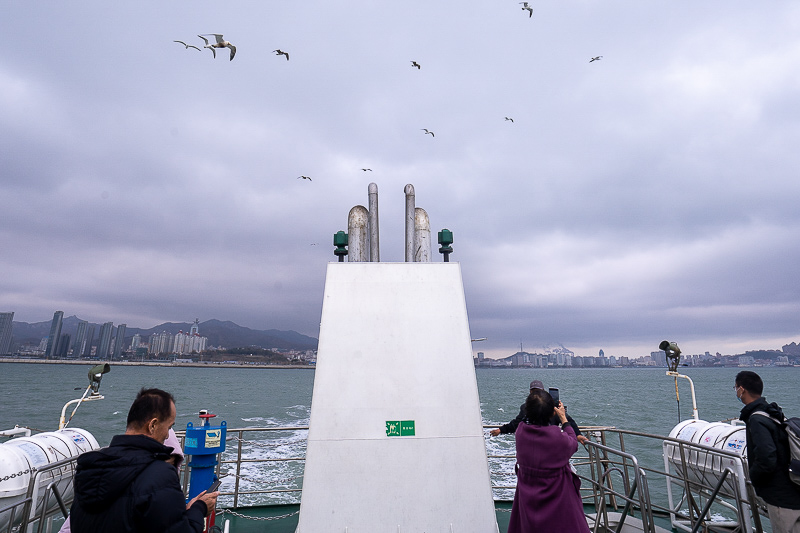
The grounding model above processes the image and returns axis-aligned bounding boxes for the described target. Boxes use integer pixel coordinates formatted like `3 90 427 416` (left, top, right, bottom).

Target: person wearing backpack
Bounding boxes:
735 371 800 532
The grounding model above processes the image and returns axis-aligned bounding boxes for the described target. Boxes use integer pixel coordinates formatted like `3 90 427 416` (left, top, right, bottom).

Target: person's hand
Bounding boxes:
554 402 567 423
187 490 219 513
489 428 501 437
577 435 589 445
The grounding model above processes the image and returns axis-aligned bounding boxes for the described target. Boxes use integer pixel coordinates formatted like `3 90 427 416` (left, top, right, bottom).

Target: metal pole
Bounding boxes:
666 372 699 420
347 206 369 262
368 183 379 262
414 208 431 262
404 184 415 262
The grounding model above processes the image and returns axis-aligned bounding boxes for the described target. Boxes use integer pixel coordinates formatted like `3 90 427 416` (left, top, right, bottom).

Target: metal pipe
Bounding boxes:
347 206 369 262
368 183 380 262
666 371 699 420
404 184 415 262
414 208 431 262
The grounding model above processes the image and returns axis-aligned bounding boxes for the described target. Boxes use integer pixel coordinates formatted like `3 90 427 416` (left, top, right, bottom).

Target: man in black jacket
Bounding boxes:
489 380 588 444
70 388 218 533
736 371 800 533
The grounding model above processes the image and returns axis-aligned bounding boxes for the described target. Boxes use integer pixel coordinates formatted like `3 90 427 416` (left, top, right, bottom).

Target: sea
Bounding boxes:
2 363 798 507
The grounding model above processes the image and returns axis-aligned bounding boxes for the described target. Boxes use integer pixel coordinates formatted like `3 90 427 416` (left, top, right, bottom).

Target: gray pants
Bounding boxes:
767 504 800 533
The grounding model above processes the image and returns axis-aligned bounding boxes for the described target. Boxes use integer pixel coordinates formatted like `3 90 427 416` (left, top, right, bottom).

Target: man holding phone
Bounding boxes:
490 380 588 444
69 388 219 532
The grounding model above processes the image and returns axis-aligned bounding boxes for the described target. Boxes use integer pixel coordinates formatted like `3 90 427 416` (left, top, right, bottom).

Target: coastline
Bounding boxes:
0 357 314 369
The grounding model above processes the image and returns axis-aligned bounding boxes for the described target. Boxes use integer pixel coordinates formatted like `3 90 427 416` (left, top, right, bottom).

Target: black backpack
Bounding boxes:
752 411 800 486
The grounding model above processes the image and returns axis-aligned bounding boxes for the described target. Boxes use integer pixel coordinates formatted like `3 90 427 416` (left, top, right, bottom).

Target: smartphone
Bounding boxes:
548 387 560 406
207 478 222 493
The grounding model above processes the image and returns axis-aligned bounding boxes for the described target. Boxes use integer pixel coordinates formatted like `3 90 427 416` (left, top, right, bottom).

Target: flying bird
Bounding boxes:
361 168 372 171
504 117 514 123
590 56 603 62
421 128 435 137
198 34 237 61
520 2 533 17
411 61 421 69
298 175 312 181
274 49 290 61
174 40 201 51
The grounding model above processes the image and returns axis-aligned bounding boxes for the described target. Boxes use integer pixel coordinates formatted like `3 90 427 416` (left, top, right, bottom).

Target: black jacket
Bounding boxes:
71 434 208 533
740 397 800 509
498 403 582 437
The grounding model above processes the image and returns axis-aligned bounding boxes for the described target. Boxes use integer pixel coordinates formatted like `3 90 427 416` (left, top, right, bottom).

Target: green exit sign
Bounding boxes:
385 420 415 437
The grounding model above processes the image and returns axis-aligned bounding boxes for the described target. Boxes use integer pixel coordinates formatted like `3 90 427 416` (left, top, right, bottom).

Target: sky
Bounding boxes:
2 1 800 359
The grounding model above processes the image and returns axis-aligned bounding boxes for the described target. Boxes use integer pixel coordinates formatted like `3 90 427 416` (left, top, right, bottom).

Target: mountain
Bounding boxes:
9 316 317 351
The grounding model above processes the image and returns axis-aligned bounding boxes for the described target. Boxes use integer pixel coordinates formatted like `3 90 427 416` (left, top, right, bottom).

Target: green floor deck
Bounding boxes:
215 502 514 532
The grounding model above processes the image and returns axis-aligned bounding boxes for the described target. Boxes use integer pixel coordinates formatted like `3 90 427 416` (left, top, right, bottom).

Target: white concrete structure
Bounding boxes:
297 262 498 533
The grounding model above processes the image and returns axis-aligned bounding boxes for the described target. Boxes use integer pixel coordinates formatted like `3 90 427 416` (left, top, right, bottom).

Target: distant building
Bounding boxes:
173 319 207 355
651 350 667 367
98 322 114 359
0 312 13 355
83 325 95 357
738 355 755 367
45 311 64 359
776 356 790 366
72 320 88 358
56 333 71 358
149 331 175 356
113 324 127 359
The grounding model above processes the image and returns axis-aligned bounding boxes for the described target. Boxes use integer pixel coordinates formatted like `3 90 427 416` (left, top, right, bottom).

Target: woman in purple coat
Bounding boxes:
507 388 590 533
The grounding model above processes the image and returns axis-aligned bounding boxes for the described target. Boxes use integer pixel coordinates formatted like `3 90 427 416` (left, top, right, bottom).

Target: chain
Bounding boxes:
1 468 32 482
217 508 300 521
221 471 304 487
228 435 305 451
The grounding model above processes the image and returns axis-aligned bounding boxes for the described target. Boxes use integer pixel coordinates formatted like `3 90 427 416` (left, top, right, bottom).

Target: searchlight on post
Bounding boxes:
660 340 699 421
59 363 111 429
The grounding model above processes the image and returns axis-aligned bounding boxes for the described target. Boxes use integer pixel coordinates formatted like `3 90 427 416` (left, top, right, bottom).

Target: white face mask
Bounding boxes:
735 385 745 404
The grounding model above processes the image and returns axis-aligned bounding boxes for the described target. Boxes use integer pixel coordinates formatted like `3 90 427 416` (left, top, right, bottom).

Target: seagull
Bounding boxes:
274 49 290 61
504 117 514 123
411 61 421 69
298 175 312 181
590 56 603 62
174 40 201 51
198 34 237 61
520 2 533 17
421 128 435 137
361 168 372 171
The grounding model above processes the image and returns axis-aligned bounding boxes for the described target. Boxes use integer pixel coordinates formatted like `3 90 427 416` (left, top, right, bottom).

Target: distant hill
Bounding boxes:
10 316 317 351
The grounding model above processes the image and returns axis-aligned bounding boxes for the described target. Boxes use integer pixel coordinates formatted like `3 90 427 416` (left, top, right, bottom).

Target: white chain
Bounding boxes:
217 508 300 521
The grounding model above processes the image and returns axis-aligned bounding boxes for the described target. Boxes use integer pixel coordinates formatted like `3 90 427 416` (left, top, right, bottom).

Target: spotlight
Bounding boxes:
659 340 681 372
88 363 111 395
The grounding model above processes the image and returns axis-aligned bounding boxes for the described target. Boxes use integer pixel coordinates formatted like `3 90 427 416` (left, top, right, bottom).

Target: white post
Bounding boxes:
368 183 380 262
414 207 431 262
404 184 415 262
347 206 369 262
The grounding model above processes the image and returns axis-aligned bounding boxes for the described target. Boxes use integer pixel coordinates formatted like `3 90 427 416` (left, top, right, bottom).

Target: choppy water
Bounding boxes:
2 363 798 506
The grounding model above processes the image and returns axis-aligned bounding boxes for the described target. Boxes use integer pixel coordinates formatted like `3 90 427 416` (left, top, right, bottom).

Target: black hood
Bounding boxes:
74 434 172 513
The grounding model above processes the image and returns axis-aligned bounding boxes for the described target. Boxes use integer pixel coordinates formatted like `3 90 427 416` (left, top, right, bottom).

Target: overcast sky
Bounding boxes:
2 1 799 359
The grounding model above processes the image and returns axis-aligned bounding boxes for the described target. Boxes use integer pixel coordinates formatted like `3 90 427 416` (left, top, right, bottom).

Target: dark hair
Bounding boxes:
126 388 175 428
525 388 555 426
735 371 763 396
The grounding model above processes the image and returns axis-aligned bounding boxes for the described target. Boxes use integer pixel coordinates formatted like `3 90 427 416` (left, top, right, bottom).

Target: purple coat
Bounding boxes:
507 422 589 533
